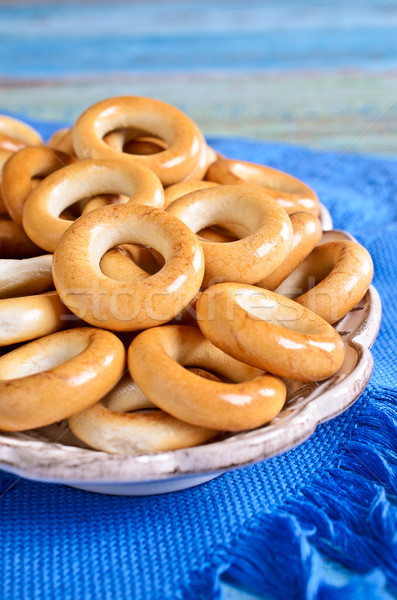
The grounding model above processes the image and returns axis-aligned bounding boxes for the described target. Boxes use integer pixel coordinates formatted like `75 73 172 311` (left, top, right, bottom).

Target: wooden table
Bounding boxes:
1 0 396 155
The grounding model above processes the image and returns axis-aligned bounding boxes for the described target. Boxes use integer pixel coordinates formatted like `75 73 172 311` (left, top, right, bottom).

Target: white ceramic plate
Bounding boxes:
0 226 381 495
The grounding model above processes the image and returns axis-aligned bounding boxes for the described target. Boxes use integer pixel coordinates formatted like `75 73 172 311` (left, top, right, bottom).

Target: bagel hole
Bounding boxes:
197 226 238 243
103 127 168 155
100 244 164 281
186 366 233 384
276 252 334 298
59 193 129 220
0 336 88 380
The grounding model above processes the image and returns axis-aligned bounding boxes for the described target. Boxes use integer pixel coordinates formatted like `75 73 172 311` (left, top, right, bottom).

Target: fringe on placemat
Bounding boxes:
182 388 397 599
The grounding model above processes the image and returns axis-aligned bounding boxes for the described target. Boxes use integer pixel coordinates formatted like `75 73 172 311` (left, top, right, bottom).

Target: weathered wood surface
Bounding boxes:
0 0 396 155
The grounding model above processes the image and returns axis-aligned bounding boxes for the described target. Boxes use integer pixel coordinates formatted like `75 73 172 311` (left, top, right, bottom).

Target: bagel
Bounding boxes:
0 254 53 298
128 324 286 431
52 203 205 331
72 96 206 185
1 146 75 227
68 372 217 454
23 158 164 253
166 185 293 287
0 327 125 431
257 212 322 291
0 291 69 346
206 158 319 216
196 283 345 382
276 240 374 324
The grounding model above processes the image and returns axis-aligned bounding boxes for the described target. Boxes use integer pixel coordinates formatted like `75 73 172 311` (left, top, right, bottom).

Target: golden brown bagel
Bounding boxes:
1 146 75 227
0 327 125 431
72 96 206 185
68 372 217 454
166 185 293 287
0 291 69 346
196 283 345 382
53 203 205 331
128 325 286 431
257 212 322 291
23 158 164 253
0 254 53 298
276 240 374 324
206 158 319 216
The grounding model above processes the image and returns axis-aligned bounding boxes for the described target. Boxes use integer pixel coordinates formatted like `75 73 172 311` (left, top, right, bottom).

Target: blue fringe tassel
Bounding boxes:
182 388 397 599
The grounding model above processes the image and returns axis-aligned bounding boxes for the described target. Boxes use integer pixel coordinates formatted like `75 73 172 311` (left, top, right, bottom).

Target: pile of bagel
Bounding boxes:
0 97 373 455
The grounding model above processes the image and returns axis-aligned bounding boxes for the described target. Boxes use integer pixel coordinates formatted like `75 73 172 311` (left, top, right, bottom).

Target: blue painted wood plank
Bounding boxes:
1 27 397 77
1 0 397 77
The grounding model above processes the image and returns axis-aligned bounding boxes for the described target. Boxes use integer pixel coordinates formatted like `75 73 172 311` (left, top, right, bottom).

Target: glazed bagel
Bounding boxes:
257 212 322 291
47 127 75 155
196 283 345 382
163 180 233 242
72 96 206 185
166 185 293 287
0 254 53 298
163 180 218 208
128 324 286 431
0 115 42 147
206 159 320 216
23 158 164 253
0 218 42 258
0 327 125 431
0 291 69 346
68 372 217 454
1 146 75 227
276 240 374 324
52 203 205 331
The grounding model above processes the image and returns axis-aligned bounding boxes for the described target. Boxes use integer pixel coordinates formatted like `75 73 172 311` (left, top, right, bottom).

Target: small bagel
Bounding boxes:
206 159 319 216
0 115 42 147
163 180 218 208
0 254 53 298
48 127 75 155
72 96 206 185
0 291 69 346
128 325 286 431
163 180 234 242
53 203 205 331
0 218 43 258
257 212 322 291
1 146 75 227
68 372 217 454
196 283 345 382
23 158 164 253
0 327 125 431
166 185 293 287
276 240 374 324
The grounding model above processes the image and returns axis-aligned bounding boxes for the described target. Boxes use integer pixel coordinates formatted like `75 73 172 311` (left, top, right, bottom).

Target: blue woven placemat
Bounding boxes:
0 121 396 600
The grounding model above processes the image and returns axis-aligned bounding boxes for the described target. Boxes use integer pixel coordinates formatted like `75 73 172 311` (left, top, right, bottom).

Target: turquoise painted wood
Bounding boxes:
1 1 397 76
0 0 396 154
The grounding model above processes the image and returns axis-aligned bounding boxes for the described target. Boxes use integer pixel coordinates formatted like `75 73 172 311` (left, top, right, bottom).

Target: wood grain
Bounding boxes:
0 0 396 154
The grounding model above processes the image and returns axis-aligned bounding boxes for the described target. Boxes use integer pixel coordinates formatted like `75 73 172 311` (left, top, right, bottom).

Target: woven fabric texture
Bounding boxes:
0 121 396 599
